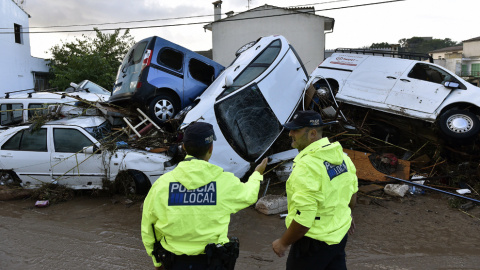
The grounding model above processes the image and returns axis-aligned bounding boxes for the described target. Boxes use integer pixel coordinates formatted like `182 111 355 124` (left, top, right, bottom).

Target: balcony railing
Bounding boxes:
460 71 480 77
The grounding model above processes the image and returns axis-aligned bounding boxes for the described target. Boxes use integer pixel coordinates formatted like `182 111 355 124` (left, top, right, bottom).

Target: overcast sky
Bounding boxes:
22 0 478 59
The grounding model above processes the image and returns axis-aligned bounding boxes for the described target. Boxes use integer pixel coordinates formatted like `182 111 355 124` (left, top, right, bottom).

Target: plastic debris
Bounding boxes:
35 200 49 208
456 189 472 195
384 184 409 197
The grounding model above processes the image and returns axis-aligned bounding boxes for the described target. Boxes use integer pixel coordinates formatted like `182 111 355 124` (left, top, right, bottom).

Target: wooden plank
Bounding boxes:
344 149 410 182
359 184 385 194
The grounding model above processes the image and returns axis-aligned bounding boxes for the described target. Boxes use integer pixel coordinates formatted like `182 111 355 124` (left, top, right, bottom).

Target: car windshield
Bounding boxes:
78 81 111 95
218 39 282 100
214 83 282 161
83 121 112 142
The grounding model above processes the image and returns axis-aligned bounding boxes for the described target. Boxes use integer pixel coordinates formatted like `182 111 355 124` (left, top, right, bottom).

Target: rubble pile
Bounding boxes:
313 103 480 200
2 88 480 208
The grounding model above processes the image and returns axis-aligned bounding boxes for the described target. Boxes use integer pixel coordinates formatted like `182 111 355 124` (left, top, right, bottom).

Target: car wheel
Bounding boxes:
116 170 151 195
235 40 257 56
438 109 480 140
311 83 338 110
0 171 21 186
148 95 180 125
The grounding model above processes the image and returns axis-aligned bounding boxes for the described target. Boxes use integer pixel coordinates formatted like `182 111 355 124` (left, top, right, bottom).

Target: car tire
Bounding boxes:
438 109 480 140
235 40 257 56
128 170 151 195
310 82 338 110
148 94 180 125
116 170 151 195
0 171 21 186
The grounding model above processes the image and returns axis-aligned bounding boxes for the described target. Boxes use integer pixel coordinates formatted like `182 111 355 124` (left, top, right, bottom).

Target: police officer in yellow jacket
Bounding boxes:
272 110 358 270
142 121 268 270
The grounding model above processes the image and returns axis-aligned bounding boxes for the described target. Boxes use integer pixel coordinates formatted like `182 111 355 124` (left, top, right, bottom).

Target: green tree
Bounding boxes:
370 42 391 49
48 28 135 91
397 37 459 53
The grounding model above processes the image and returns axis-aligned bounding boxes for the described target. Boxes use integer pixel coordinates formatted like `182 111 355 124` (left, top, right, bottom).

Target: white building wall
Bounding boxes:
0 0 48 96
445 59 461 75
211 7 327 73
464 40 480 58
431 52 447 60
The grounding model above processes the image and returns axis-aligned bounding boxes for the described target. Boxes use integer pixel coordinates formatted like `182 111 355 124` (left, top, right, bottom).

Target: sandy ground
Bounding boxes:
1 190 479 270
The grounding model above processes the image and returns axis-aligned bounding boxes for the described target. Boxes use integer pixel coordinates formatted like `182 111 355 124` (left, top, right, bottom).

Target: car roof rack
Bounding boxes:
3 87 59 99
3 88 35 99
334 48 433 63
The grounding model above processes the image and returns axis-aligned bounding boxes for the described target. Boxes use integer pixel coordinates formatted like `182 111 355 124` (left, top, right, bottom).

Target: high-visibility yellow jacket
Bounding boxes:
141 155 263 267
285 138 358 245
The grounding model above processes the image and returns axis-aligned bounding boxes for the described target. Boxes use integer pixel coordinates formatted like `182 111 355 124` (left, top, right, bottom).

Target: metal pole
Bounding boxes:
385 175 480 204
262 178 271 197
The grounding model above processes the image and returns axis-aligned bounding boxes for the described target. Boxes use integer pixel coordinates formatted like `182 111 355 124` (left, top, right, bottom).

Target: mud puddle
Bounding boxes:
1 193 479 270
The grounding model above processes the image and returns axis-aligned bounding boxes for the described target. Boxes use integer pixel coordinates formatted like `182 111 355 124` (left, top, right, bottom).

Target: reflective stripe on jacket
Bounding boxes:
141 155 263 267
285 138 358 245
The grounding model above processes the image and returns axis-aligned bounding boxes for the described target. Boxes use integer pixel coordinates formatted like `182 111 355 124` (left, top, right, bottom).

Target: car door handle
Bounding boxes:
1 154 12 157
400 79 411 82
386 76 396 80
53 156 66 160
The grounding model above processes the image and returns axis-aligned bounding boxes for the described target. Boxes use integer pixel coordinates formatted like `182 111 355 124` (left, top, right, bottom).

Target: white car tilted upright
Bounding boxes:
180 35 308 177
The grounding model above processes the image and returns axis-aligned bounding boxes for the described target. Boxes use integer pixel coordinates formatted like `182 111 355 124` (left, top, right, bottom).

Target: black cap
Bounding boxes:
283 110 338 130
183 122 217 145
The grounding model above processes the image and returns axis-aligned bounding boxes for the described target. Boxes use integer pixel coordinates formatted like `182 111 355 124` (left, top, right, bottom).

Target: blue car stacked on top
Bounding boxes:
109 36 225 124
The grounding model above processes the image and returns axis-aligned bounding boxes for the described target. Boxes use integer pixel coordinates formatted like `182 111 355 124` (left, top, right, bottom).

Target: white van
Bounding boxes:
309 49 480 141
1 81 109 127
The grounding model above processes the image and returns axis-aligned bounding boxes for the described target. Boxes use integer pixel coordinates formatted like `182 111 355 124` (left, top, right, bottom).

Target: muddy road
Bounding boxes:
1 192 479 270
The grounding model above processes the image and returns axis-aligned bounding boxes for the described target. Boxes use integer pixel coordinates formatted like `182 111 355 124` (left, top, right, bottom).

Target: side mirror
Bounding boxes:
225 74 234 88
82 146 95 154
70 82 79 89
444 81 459 89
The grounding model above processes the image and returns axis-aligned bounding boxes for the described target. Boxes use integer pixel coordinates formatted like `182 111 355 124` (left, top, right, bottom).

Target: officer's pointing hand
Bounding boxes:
255 158 269 175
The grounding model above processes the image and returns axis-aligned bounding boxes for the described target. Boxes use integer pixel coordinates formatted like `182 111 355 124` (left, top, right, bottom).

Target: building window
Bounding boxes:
14 23 22 44
461 65 468 76
472 64 480 77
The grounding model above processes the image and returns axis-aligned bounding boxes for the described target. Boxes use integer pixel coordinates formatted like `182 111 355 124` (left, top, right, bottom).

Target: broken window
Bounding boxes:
28 103 49 119
130 41 147 65
120 41 147 72
218 39 282 99
158 48 183 71
14 24 22 44
84 120 111 142
0 103 23 126
189 58 215 85
214 83 282 161
53 128 94 153
1 129 47 152
80 81 111 95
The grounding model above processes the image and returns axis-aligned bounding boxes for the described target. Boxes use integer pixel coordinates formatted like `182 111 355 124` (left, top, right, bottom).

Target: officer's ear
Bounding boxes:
182 143 186 151
308 128 317 141
208 143 213 154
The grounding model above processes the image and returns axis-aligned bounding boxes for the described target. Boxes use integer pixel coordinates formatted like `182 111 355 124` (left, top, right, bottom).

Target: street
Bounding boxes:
1 193 479 270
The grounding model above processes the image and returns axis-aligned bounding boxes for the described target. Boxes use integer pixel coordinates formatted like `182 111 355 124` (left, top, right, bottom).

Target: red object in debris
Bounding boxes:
35 200 50 208
381 153 399 167
139 123 154 136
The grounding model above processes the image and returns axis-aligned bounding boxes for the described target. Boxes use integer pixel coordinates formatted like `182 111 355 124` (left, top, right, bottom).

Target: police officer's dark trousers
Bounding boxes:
286 234 348 270
170 254 209 270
